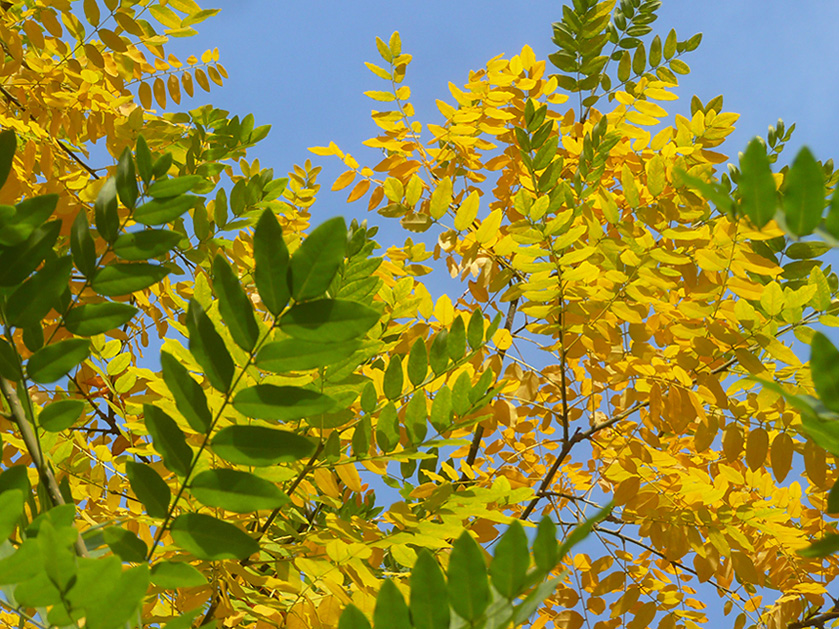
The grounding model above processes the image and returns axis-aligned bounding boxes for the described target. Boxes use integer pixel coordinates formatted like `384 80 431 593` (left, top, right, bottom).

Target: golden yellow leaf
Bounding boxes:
770 432 792 482
153 77 167 109
454 190 479 231
181 70 194 97
745 427 768 472
331 170 356 192
138 81 152 110
167 74 181 105
194 67 210 91
347 178 370 203
208 65 223 86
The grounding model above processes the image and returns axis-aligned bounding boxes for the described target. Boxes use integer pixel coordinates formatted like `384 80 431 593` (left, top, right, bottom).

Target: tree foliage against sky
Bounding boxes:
1 1 839 629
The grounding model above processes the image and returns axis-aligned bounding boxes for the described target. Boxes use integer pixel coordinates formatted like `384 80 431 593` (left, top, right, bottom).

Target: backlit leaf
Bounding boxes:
212 255 259 351
211 425 315 466
39 400 84 432
232 384 337 422
185 299 234 392
280 299 379 342
125 461 170 519
65 302 138 336
290 216 347 300
27 339 90 384
150 561 207 589
190 469 290 512
160 351 212 434
253 209 290 315
170 513 258 560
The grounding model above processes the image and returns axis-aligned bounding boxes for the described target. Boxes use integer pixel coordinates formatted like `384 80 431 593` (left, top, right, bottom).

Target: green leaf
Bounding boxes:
134 195 198 225
738 138 777 228
383 354 403 400
135 135 153 185
429 385 453 433
511 578 560 626
104 527 148 562
185 299 234 392
170 513 258 560
15 572 62 608
828 477 839 515
84 564 149 629
95 178 120 243
65 556 121 612
146 175 202 198
490 520 529 598
290 216 347 301
211 425 315 466
448 531 489 621
451 371 472 415
798 533 839 558
71 210 97 277
0 128 15 190
280 299 379 342
116 147 138 209
448 316 466 361
213 255 259 351
532 516 558 572
113 229 182 260
64 302 138 336
407 338 428 387
783 146 825 237
232 384 337 422
0 490 24 541
429 330 449 374
27 338 90 384
39 400 85 432
0 338 21 380
557 502 613 563
256 338 361 372
373 579 411 629
190 469 290 513
811 332 839 413
338 605 372 629
92 262 170 296
410 550 449 629
160 351 212 434
152 152 173 179
376 402 399 453
150 561 207 589
0 194 59 247
0 465 31 497
824 189 839 239
787 241 831 260
125 460 170 519
254 209 290 315
0 220 61 286
144 404 193 476
467 308 484 350
0 539 41 585
405 393 427 444
161 610 203 629
5 255 72 327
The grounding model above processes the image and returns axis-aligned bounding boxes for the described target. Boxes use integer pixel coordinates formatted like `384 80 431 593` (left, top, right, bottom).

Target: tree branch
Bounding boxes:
0 378 88 557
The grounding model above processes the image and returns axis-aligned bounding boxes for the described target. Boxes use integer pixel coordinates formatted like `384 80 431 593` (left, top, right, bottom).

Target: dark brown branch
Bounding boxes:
788 608 839 629
463 297 519 474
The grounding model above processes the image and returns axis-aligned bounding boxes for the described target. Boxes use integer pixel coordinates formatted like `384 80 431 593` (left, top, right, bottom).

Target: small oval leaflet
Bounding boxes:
170 513 258 560
27 339 90 384
39 400 85 432
211 425 315 466
190 469 290 513
233 384 337 422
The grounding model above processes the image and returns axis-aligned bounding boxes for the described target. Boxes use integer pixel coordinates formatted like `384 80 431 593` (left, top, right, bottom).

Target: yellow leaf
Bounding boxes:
809 266 831 310
645 154 666 197
153 77 167 109
138 82 152 110
181 70 194 97
383 177 404 202
493 328 512 351
625 110 659 126
454 191 480 231
149 5 182 28
83 0 100 26
332 170 356 191
168 0 202 12
621 164 640 208
405 175 423 206
364 90 396 102
770 432 792 482
389 31 402 56
745 427 768 472
434 294 454 325
194 68 210 92
208 65 223 86
167 74 181 105
759 281 784 316
335 463 362 493
634 100 668 118
98 28 126 52
364 62 391 80
347 179 370 203
597 188 619 224
475 209 502 244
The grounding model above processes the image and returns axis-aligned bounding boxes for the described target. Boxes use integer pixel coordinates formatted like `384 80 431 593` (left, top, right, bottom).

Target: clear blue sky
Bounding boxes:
165 0 839 225
160 2 839 625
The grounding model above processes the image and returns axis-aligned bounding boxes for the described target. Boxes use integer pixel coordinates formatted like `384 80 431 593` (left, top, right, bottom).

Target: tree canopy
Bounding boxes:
1 2 839 629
